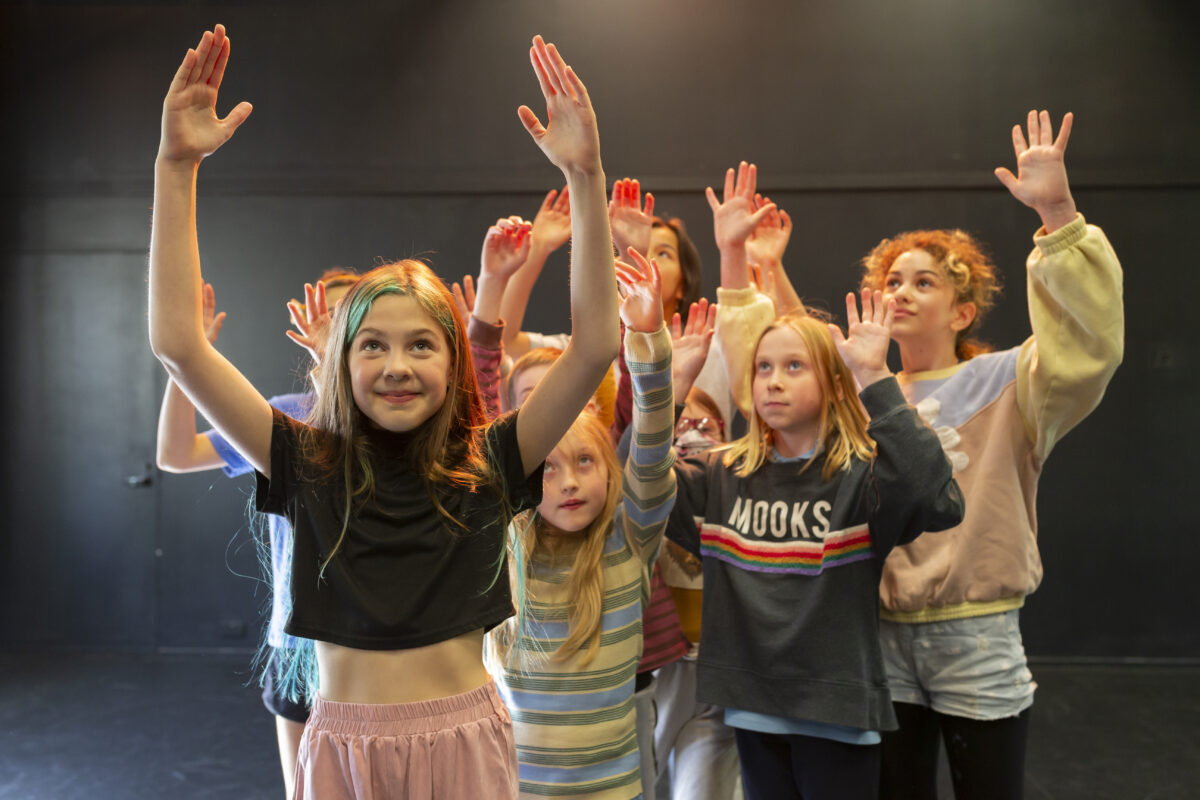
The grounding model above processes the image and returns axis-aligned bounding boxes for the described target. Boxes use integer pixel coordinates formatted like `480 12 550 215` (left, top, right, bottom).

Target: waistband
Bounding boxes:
309 679 507 736
879 596 1024 624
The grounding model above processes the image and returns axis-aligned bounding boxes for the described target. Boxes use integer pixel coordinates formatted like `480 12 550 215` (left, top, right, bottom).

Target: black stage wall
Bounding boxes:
2 1 1195 657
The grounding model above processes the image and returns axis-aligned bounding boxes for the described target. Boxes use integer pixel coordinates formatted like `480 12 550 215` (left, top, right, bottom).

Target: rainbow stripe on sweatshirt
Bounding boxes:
699 516 873 575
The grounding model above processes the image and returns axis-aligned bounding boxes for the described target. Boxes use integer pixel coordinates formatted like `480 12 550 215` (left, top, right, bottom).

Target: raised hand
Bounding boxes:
993 110 1077 234
531 186 572 254
609 177 655 256
705 162 776 251
451 275 476 321
286 281 334 363
616 247 664 333
670 298 718 398
201 281 227 344
481 216 534 281
159 24 253 164
745 193 792 267
518 36 602 176
829 289 895 390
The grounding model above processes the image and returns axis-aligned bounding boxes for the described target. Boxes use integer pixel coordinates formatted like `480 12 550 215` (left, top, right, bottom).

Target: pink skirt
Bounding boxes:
294 679 518 799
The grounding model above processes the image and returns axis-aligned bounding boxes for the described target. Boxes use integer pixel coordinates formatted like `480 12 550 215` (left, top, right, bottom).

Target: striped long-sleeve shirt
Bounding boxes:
488 325 677 800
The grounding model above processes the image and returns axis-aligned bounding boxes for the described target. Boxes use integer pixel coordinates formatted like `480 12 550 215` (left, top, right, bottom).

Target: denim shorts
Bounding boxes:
879 610 1036 720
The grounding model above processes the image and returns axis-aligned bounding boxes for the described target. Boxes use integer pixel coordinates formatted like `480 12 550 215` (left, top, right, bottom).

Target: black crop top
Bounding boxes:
255 408 542 650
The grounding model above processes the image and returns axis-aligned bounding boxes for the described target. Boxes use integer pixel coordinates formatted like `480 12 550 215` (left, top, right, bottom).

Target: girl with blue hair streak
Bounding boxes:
149 25 620 798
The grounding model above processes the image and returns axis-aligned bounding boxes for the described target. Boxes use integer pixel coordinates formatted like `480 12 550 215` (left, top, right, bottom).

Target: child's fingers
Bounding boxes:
543 42 572 98
881 297 896 330
860 288 875 323
614 261 643 285
671 312 683 339
734 161 749 196
704 186 720 212
1011 123 1028 160
643 192 654 217
743 163 758 197
646 257 662 296
1054 111 1074 152
563 65 589 104
704 301 718 332
314 281 329 317
827 323 847 347
529 38 559 97
747 202 777 229
463 274 476 303
844 292 861 328
779 209 793 234
870 289 885 324
209 35 232 89
722 167 735 202
170 48 197 94
1026 109 1040 149
623 245 652 274
198 26 226 85
187 29 214 85
993 167 1018 194
287 300 307 331
517 105 546 140
610 180 622 207
555 184 570 211
1038 110 1053 146
539 188 558 214
630 178 641 207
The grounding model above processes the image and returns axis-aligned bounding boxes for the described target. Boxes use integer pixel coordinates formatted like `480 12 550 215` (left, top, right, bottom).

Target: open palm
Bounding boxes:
159 25 252 163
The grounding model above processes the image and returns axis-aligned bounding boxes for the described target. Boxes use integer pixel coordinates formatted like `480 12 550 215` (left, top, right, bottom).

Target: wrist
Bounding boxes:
1037 197 1077 235
155 153 201 175
854 369 893 390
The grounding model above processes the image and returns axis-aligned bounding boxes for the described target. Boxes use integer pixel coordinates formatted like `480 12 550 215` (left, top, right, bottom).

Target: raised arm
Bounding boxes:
706 161 776 290
609 177 655 260
828 288 896 392
996 111 1124 457
148 24 274 476
500 187 571 357
515 36 621 475
745 194 804 315
615 249 676 565
156 281 226 472
470 216 532 418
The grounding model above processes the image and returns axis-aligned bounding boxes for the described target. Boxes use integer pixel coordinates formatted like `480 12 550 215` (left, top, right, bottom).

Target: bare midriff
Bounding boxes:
315 628 490 704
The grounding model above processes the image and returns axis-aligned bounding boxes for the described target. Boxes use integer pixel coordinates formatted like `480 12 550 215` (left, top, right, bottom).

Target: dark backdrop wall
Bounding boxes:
2 1 1196 658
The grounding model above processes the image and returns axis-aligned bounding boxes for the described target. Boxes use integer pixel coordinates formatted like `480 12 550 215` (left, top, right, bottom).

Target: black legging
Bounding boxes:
879 702 1030 800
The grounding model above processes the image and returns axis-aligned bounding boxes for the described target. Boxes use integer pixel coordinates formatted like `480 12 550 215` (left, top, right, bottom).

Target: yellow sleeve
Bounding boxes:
1015 213 1124 461
714 287 776 418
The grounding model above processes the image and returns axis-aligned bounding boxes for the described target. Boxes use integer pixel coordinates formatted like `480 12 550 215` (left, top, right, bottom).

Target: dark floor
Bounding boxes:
0 653 1197 799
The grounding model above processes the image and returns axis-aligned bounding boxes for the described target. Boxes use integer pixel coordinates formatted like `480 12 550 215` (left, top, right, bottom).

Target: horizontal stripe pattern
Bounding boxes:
490 327 677 799
700 522 874 575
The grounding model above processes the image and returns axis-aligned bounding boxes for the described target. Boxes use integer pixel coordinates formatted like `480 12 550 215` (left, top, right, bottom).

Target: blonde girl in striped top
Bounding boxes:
487 248 677 799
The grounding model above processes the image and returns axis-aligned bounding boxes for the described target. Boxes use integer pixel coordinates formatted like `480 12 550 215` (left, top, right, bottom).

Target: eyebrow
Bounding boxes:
355 325 440 339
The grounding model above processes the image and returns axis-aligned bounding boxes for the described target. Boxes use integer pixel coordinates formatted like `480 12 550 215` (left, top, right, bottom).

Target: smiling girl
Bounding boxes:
149 26 620 798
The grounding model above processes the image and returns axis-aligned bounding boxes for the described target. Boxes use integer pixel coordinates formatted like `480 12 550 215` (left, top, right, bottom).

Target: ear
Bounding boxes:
950 301 977 333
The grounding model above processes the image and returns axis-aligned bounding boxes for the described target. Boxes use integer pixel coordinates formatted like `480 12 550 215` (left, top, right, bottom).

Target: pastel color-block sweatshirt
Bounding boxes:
716 214 1124 623
487 326 677 800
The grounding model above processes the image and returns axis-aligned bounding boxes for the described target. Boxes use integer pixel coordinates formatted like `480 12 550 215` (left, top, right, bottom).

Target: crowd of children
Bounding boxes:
151 24 1123 800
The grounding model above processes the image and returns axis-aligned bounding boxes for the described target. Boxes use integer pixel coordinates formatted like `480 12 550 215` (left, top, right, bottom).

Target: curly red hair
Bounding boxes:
860 229 1002 360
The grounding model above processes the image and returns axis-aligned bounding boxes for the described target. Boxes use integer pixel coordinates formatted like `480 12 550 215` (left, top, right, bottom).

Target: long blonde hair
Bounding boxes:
300 260 493 575
508 413 623 667
723 312 873 479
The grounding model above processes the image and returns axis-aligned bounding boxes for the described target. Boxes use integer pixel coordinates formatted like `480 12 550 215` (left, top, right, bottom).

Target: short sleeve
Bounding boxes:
485 409 544 513
254 408 307 517
209 393 312 479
